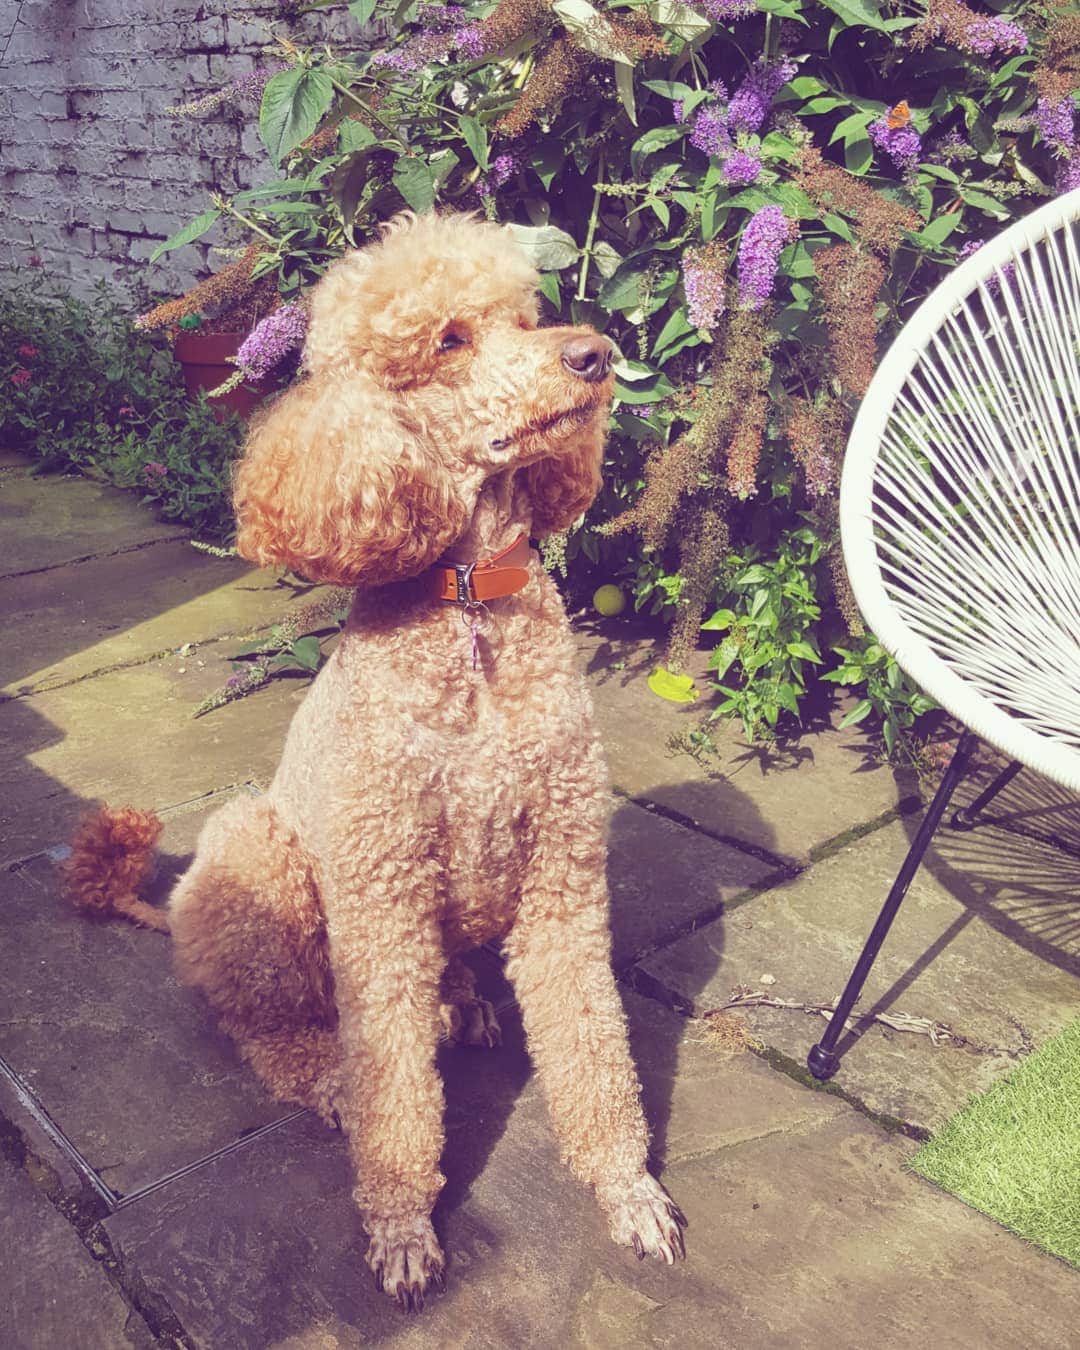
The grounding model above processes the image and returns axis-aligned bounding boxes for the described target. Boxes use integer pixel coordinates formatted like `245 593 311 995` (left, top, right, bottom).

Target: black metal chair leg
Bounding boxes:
949 758 1023 831
807 729 979 1081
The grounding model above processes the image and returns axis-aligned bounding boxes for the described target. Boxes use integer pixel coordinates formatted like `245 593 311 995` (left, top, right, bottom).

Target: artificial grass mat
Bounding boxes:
909 1016 1080 1268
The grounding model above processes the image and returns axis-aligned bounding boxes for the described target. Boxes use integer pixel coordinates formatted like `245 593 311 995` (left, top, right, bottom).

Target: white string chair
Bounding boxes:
808 188 1080 1081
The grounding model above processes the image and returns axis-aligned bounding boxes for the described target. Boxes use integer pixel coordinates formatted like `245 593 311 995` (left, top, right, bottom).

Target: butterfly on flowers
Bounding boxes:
886 100 912 130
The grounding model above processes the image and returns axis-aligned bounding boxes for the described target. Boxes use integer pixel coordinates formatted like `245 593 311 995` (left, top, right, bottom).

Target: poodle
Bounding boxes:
66 212 686 1311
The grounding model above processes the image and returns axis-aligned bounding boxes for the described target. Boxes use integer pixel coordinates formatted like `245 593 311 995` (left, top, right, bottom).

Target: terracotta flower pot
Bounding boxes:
173 331 275 421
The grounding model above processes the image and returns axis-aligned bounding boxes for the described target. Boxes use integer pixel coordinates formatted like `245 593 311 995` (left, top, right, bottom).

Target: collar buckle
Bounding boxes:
452 560 478 605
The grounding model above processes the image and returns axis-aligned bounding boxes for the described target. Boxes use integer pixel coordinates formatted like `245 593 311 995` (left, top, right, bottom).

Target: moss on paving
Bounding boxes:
909 1017 1080 1268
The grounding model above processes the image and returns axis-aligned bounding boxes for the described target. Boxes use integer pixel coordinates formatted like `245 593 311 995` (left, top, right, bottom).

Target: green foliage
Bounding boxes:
823 635 937 758
0 278 243 539
144 0 1076 752
702 522 826 741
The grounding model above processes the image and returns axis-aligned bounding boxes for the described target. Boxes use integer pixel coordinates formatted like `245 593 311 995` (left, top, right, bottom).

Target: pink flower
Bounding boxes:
17 344 38 358
27 254 43 268
142 461 168 480
11 367 31 386
118 405 136 417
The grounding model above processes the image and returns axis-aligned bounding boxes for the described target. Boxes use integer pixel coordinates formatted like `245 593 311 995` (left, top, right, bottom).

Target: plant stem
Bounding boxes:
576 152 606 302
327 74 403 142
217 199 277 244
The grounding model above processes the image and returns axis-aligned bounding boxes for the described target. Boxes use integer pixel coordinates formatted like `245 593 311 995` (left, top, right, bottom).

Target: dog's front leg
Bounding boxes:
503 787 687 1265
321 851 448 1312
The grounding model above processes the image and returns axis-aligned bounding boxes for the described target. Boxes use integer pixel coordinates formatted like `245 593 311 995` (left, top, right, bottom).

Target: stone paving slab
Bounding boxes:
102 994 845 1350
0 472 183 577
1 540 324 697
574 623 916 865
0 797 286 1196
624 1115 1078 1350
607 800 771 967
0 655 308 860
0 1150 149 1350
101 992 1077 1350
637 811 1080 1131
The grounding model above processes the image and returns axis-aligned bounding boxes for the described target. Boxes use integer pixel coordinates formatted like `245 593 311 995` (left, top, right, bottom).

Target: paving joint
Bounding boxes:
618 966 934 1144
0 1107 194 1348
613 786 803 875
0 533 191 583
0 624 281 705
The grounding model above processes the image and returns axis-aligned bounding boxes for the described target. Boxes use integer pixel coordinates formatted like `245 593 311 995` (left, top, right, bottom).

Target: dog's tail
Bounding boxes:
63 806 170 933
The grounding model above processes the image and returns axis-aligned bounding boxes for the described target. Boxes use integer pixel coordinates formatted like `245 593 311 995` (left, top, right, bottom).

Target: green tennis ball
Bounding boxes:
593 584 626 617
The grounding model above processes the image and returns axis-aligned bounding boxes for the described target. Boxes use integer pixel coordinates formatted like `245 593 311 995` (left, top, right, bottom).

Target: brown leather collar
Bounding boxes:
426 533 531 605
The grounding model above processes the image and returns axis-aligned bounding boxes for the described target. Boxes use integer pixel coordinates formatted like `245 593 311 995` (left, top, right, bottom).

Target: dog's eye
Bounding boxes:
438 329 470 353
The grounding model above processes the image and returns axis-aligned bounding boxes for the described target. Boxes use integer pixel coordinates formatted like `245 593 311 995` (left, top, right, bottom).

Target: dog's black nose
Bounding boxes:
561 335 613 384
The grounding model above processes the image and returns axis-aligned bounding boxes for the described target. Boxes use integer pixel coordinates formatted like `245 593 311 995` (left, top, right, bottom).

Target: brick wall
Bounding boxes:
0 1 362 301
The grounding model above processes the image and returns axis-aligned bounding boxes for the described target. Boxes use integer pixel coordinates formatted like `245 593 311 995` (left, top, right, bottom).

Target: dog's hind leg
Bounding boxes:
168 794 339 1115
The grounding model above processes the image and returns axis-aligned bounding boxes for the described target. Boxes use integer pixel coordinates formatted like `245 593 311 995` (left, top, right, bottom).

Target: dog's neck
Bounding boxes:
444 468 532 563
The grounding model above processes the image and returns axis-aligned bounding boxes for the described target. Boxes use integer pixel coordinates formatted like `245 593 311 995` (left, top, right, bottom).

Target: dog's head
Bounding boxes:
233 212 614 586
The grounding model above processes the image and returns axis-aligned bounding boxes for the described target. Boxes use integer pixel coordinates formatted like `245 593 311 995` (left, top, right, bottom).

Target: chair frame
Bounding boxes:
807 189 1080 1081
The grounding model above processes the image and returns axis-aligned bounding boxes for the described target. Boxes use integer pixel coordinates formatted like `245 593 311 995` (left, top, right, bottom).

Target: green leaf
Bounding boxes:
630 125 686 177
507 223 580 270
845 132 873 176
348 0 378 23
648 667 699 703
615 60 637 125
459 113 489 171
149 207 221 263
614 371 676 403
591 240 623 279
701 607 735 631
260 68 335 165
290 636 322 671
554 0 636 63
839 698 874 727
916 213 960 247
331 151 374 243
648 0 712 40
393 155 437 212
709 636 740 680
537 271 561 309
758 0 808 21
338 119 376 153
815 0 889 31
652 306 695 356
829 110 875 147
785 640 822 662
529 144 564 191
642 79 695 100
960 187 1010 219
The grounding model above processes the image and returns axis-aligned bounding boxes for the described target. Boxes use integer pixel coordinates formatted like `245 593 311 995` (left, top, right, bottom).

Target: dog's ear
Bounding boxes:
233 373 469 587
523 424 604 537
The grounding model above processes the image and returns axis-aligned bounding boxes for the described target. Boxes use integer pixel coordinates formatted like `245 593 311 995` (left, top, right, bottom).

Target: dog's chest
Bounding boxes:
431 716 533 949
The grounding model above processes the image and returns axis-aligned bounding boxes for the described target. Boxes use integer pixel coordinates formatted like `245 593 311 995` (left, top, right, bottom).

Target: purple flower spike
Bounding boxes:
235 303 308 382
1056 155 1080 195
700 0 757 20
682 244 728 331
452 24 489 61
478 151 522 198
1036 98 1077 155
964 16 1028 57
722 149 763 185
728 58 797 134
690 105 732 158
737 206 795 311
868 116 922 171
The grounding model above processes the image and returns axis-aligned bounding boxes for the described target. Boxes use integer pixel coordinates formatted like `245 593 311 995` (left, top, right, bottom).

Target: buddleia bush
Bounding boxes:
151 0 1080 746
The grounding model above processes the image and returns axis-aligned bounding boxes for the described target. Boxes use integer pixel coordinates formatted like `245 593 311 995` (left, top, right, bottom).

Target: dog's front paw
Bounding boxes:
606 1173 687 1265
364 1214 446 1312
440 996 502 1049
